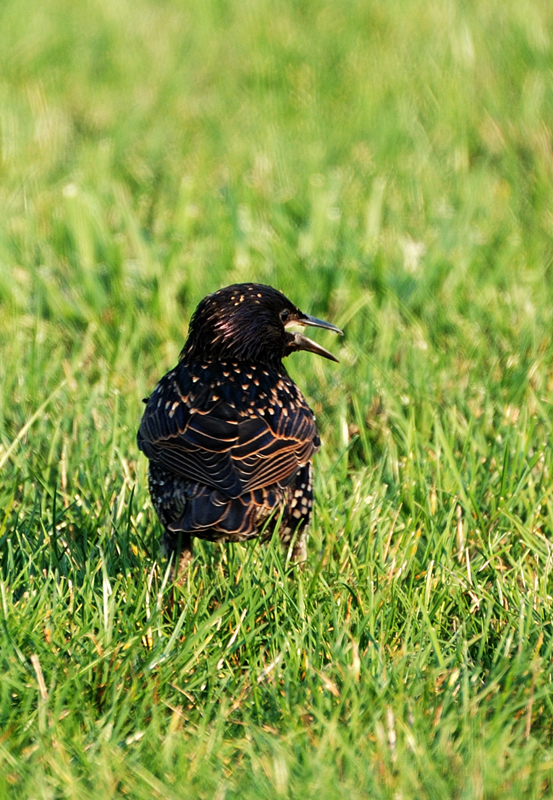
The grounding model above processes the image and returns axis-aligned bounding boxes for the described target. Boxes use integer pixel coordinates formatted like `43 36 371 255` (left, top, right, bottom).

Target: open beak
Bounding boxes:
285 314 343 363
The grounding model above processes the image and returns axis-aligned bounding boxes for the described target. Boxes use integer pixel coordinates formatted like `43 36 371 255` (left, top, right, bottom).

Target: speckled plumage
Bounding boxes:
137 283 341 578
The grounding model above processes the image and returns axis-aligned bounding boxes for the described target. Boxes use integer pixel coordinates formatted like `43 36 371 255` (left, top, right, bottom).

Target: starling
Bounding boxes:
137 283 342 578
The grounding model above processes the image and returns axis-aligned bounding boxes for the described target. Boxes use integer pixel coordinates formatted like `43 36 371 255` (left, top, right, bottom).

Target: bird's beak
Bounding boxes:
285 314 343 362
299 314 343 336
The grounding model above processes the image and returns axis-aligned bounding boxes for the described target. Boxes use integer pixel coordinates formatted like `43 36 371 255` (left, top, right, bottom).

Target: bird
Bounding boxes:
137 282 342 580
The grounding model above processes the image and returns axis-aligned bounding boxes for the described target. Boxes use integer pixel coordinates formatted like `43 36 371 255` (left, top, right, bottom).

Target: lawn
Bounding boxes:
2 0 553 796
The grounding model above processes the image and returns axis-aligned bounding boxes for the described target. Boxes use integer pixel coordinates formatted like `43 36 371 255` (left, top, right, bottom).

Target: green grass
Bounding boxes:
2 0 553 796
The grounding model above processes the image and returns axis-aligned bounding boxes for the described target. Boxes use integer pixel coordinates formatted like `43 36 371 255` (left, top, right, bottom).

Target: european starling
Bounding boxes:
137 283 342 578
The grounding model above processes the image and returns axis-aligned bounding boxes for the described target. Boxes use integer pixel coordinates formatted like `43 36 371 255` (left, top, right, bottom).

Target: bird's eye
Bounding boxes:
280 309 291 324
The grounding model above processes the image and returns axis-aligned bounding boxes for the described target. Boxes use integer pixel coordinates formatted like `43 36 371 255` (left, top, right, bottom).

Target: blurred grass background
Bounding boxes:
3 0 553 797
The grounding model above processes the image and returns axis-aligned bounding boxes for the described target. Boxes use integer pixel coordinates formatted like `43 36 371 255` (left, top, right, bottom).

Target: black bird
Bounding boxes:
137 283 342 579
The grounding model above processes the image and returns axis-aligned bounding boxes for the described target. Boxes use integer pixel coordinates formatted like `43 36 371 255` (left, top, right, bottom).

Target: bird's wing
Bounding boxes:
137 371 318 499
232 412 317 492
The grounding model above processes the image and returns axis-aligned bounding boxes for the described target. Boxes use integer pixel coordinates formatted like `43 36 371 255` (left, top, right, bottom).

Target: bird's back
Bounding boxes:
137 358 320 544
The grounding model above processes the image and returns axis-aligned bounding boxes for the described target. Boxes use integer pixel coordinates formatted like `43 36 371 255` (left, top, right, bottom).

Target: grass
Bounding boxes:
2 0 553 796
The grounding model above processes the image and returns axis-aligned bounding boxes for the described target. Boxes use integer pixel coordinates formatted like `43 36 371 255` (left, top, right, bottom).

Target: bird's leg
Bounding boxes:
165 530 194 585
291 533 308 565
175 533 194 585
286 526 308 566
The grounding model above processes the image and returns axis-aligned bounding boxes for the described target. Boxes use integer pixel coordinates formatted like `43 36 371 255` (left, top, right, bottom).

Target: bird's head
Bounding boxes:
181 283 342 366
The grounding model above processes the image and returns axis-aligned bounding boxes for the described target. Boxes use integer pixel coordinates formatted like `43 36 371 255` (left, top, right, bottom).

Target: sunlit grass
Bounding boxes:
2 0 553 796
